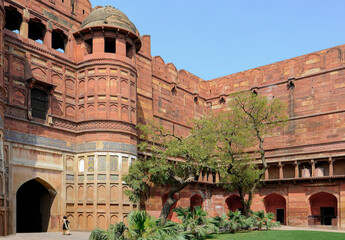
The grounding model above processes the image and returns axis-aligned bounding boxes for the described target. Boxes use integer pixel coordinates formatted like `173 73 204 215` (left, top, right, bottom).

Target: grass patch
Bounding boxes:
207 230 345 240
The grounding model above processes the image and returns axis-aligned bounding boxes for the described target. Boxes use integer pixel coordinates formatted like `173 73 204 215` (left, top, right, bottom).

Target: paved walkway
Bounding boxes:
277 225 345 233
3 226 345 239
2 231 91 240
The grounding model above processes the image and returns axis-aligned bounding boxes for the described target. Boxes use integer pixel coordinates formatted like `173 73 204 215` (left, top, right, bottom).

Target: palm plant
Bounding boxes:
89 228 108 240
212 214 230 232
174 206 218 240
126 210 185 240
108 222 127 240
227 210 245 233
89 222 127 240
253 210 280 230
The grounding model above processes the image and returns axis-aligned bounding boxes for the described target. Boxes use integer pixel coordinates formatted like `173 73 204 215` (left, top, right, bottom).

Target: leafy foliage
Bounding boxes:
252 210 281 230
125 210 185 240
124 118 218 224
212 210 280 234
89 211 185 240
89 209 280 240
199 92 287 215
89 222 127 240
124 92 287 224
89 228 108 240
174 206 218 239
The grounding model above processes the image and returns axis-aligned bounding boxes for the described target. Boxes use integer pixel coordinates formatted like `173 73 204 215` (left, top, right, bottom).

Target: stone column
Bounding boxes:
65 35 72 57
329 157 333 177
20 8 30 38
265 168 269 180
294 161 299 178
44 21 52 49
93 32 105 53
311 160 315 177
198 173 203 182
279 162 283 179
215 172 220 183
116 35 126 57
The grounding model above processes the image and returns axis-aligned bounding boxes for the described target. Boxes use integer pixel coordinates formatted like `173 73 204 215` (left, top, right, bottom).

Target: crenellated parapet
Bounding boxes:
206 46 345 100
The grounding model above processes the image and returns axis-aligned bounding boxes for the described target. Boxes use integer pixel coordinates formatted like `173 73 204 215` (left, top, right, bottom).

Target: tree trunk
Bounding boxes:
243 203 251 217
159 179 191 225
238 187 254 217
160 194 178 225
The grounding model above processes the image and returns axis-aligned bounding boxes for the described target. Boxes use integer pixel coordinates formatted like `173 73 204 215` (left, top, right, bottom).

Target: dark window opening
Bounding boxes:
52 29 67 53
126 42 133 58
219 97 225 104
5 6 22 33
28 19 46 44
31 88 48 120
194 96 198 103
84 38 93 54
83 10 85 14
104 38 116 53
62 0 64 2
171 86 177 95
252 89 258 96
288 79 295 89
71 0 75 13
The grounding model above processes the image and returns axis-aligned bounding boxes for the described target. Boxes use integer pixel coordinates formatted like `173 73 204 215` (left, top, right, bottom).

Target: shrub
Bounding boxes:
89 222 126 240
252 210 281 230
126 210 185 240
174 206 218 240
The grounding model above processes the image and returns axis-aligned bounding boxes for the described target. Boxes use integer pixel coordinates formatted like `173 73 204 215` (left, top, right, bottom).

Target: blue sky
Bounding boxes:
90 0 345 80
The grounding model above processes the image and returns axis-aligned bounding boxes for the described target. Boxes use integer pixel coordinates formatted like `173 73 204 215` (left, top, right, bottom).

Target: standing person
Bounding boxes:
62 216 71 235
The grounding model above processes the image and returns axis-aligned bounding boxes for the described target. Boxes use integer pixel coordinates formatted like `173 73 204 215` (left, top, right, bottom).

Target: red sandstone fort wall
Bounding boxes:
2 0 345 234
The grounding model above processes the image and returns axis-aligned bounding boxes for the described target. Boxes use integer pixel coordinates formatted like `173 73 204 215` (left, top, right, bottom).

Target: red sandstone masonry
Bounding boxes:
2 0 345 234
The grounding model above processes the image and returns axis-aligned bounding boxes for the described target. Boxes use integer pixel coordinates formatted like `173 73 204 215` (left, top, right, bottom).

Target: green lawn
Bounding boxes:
207 230 345 240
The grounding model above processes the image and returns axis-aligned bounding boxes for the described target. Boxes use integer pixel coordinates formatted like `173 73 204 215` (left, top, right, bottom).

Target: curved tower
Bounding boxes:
72 6 141 229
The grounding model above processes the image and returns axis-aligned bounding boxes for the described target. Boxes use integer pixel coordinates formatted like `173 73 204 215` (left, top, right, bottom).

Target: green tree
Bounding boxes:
123 119 217 226
204 92 287 216
124 91 286 224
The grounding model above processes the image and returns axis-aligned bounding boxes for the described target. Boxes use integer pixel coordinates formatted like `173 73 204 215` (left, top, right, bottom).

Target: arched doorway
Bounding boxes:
264 193 286 225
190 194 203 210
16 179 55 232
309 192 337 226
225 195 243 213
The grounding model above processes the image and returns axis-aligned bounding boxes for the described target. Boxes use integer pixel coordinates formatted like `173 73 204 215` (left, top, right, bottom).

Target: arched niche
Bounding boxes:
190 194 203 210
16 178 56 232
225 195 243 213
264 193 286 225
